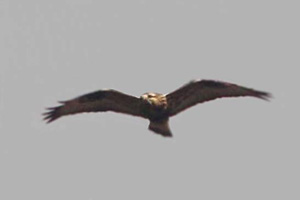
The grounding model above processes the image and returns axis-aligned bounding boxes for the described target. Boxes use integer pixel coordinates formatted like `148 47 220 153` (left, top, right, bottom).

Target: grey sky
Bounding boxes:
1 0 299 199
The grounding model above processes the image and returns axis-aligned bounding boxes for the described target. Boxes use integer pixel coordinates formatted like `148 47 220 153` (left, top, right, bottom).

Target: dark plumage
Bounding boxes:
43 79 271 137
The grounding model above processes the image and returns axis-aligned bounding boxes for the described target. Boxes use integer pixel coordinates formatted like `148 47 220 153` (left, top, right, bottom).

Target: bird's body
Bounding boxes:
140 93 168 119
140 93 171 136
44 79 271 137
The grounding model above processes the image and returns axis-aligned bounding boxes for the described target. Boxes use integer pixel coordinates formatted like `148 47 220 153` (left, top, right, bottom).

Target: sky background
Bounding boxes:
1 0 299 199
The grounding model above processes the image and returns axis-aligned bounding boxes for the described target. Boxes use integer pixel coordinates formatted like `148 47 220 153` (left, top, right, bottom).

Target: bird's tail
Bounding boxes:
148 119 172 137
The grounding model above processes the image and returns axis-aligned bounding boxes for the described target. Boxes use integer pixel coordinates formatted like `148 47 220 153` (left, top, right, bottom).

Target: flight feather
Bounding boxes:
166 80 271 116
43 90 145 123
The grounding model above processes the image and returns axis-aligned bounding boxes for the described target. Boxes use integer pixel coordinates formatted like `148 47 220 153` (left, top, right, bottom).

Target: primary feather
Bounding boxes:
166 80 271 116
43 90 145 123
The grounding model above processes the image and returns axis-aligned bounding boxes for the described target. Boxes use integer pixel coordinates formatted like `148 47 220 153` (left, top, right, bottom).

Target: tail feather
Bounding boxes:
148 120 172 137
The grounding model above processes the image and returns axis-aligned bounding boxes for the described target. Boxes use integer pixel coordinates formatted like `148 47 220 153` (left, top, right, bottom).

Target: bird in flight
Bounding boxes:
44 79 271 137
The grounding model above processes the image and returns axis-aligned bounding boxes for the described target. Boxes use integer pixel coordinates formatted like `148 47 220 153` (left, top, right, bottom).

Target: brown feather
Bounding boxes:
148 119 172 137
43 89 145 123
166 80 271 116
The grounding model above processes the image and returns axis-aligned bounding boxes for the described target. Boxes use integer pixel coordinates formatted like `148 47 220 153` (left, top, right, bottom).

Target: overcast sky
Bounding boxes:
1 0 299 199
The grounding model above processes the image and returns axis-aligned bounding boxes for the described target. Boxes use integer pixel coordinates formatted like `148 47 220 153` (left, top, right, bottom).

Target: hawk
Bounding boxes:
44 80 271 137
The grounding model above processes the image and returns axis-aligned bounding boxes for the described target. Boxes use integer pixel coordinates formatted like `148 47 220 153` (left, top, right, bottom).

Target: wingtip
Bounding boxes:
257 91 273 101
43 106 62 123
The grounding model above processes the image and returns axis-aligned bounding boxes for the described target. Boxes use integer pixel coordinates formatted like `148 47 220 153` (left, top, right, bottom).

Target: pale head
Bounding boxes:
140 92 167 108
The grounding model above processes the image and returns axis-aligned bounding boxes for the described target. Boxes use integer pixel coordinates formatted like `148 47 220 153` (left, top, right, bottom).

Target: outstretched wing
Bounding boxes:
166 80 271 116
43 89 145 123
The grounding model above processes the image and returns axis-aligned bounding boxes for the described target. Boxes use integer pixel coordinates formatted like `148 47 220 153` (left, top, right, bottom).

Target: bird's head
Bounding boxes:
141 93 156 104
140 93 167 108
